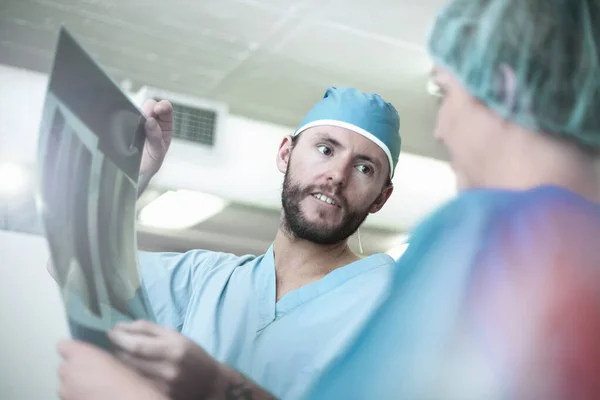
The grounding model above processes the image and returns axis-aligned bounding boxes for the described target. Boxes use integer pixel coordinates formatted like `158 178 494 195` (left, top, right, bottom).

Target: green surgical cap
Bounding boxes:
427 0 600 149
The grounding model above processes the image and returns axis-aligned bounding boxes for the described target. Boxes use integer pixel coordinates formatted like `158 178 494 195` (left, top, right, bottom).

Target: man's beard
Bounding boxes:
281 167 372 245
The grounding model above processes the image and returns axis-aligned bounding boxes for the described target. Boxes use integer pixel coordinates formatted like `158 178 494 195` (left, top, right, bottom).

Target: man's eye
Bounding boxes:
317 145 332 155
356 164 372 175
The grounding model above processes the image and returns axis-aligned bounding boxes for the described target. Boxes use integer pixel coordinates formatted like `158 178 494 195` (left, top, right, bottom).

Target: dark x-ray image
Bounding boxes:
36 27 155 346
41 106 101 316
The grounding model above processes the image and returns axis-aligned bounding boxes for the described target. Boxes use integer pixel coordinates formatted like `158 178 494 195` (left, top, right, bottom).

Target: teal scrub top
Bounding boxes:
137 245 395 399
304 186 600 399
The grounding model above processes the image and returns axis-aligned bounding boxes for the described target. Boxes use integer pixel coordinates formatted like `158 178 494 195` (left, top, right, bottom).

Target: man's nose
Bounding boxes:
326 159 350 187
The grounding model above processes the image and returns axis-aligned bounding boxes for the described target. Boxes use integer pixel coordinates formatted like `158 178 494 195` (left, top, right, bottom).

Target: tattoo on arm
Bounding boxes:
225 382 254 400
224 379 278 400
218 364 278 400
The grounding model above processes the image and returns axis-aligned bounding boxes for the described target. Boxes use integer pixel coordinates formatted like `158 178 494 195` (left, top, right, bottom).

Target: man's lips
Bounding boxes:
310 192 343 208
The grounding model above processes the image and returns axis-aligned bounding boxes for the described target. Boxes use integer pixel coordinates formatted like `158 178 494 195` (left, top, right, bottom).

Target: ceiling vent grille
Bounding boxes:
155 99 218 147
133 86 228 155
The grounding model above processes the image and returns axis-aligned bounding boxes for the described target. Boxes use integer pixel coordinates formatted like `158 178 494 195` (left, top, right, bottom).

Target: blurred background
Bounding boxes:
0 0 455 256
0 0 454 398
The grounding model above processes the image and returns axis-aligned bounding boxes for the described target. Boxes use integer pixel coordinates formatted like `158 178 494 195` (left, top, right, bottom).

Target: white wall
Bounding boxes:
0 230 67 400
0 63 456 232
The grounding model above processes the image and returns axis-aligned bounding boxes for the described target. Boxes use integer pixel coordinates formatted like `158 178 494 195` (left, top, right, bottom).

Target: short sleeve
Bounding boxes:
136 249 240 331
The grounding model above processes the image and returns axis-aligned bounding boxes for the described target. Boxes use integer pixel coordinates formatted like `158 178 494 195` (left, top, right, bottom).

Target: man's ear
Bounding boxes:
276 135 294 174
369 184 394 214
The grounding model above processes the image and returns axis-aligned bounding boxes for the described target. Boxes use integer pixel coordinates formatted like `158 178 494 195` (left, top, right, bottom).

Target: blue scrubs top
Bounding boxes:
137 245 395 399
304 185 600 399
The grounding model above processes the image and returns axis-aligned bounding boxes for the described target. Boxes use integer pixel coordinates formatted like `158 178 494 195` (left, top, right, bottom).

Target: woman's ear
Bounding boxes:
276 135 294 174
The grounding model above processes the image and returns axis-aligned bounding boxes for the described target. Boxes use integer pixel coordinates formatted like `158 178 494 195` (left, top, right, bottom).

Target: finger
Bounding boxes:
150 380 171 398
142 99 158 118
57 339 77 360
153 100 173 144
58 339 106 362
154 100 173 121
113 320 169 336
107 329 167 360
115 350 165 379
144 117 164 148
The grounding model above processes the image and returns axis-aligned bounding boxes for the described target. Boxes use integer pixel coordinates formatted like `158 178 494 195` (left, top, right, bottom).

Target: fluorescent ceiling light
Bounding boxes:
138 190 227 230
0 162 29 198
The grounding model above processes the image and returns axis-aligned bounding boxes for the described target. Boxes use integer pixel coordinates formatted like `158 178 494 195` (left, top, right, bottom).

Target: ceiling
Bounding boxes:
0 0 447 161
0 0 446 256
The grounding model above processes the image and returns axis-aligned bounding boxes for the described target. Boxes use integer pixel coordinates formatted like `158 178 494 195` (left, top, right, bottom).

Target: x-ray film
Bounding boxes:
36 27 155 350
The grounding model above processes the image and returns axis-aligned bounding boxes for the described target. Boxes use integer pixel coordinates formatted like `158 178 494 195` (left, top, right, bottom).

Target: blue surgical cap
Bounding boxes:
293 86 401 178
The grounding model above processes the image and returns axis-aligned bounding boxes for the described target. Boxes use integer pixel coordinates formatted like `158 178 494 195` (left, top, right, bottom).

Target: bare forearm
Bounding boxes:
212 364 278 400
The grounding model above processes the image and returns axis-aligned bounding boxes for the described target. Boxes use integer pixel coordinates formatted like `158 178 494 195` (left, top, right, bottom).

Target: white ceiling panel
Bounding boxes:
318 0 445 47
269 20 432 86
0 0 448 160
